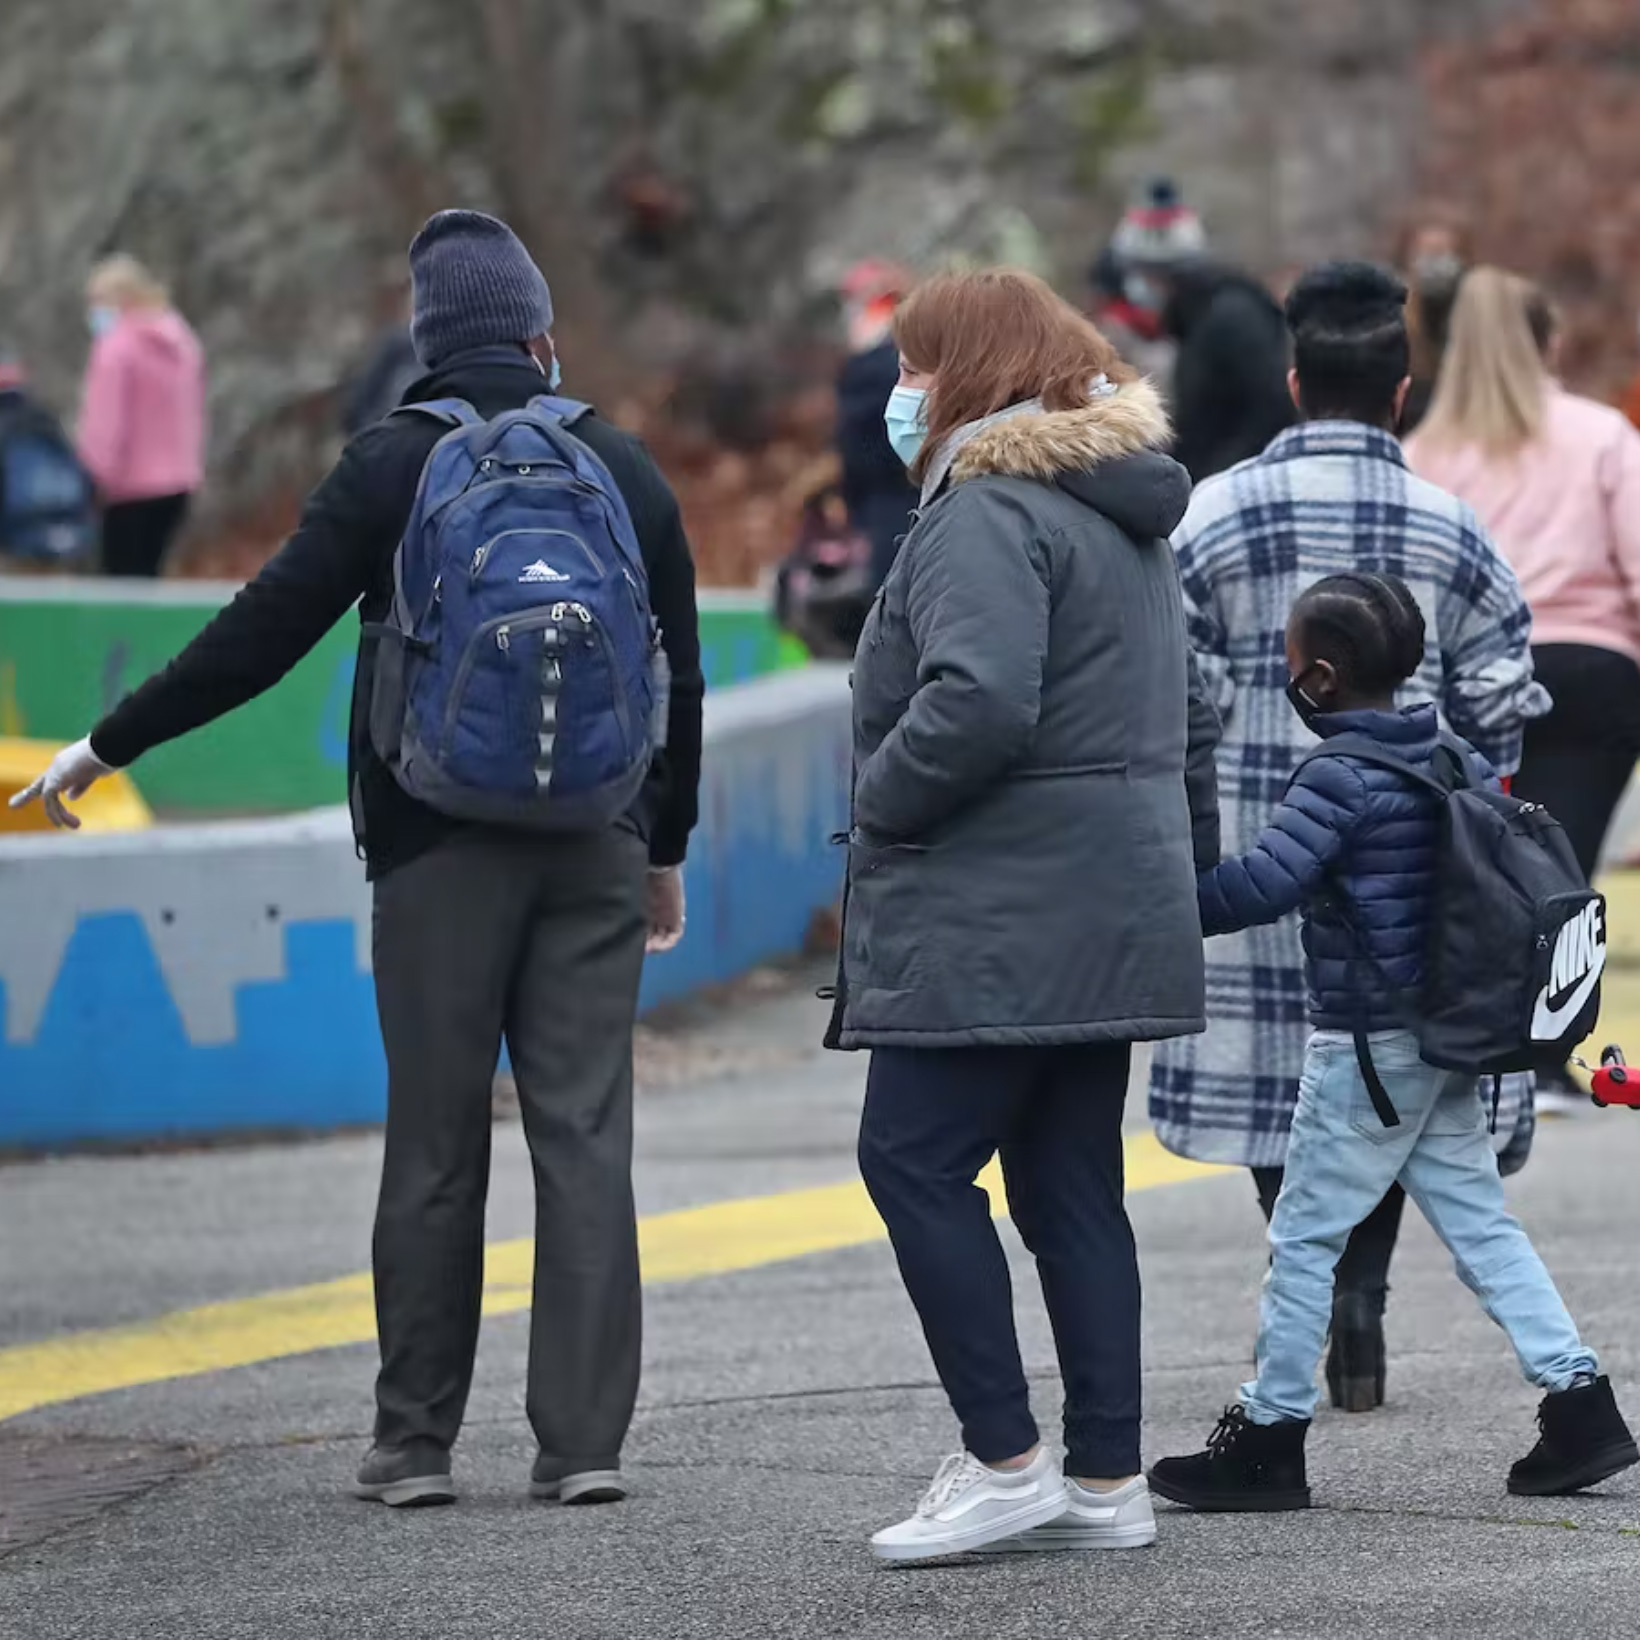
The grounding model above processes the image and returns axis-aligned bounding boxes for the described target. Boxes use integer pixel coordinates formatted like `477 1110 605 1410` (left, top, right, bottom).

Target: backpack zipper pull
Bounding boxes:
496 625 511 652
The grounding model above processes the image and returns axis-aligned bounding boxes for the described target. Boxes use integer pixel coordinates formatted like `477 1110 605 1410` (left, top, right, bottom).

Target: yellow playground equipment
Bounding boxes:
0 737 153 834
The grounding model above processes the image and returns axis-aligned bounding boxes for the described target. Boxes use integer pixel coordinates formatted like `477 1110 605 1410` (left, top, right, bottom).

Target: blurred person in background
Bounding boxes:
834 258 918 589
1622 312 1640 431
1150 262 1548 1412
1085 246 1176 393
15 210 705 1511
1408 268 1640 1111
1158 258 1295 483
0 348 96 569
1099 176 1204 404
1106 176 1291 479
1394 206 1472 435
78 255 206 577
341 280 422 438
828 268 1220 1560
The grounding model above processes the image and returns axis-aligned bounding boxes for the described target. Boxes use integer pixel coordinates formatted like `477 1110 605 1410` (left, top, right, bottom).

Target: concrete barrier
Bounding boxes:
0 665 850 1149
0 578 808 815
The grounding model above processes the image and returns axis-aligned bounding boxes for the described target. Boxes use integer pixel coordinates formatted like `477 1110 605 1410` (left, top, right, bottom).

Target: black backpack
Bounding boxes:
1307 732 1603 1126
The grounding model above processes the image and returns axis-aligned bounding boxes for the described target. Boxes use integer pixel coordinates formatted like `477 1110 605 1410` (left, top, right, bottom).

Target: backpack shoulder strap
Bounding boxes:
528 393 595 431
388 397 484 431
1295 733 1454 800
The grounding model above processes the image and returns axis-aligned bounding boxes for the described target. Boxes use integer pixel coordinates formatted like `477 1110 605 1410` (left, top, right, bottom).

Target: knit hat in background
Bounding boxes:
408 210 555 368
1110 178 1207 270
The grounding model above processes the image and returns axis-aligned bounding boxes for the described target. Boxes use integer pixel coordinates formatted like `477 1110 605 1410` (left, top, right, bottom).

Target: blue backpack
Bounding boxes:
368 395 660 831
0 393 96 563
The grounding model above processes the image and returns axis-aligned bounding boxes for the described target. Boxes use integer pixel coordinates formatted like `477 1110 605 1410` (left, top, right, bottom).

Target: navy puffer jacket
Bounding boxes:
1198 704 1494 1030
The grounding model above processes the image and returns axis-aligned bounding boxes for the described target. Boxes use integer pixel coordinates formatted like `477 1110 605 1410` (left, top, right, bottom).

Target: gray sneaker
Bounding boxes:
530 1457 627 1505
354 1444 455 1508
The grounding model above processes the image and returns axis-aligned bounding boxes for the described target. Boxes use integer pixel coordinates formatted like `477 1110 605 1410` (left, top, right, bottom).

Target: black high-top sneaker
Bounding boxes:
1149 1406 1311 1512
1326 1290 1386 1413
1508 1376 1640 1496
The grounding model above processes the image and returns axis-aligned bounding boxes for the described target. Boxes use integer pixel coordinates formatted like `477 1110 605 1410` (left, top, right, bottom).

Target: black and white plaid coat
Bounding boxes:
1148 422 1549 1168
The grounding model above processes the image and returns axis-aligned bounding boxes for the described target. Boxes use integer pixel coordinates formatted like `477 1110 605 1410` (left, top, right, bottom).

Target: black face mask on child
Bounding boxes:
1286 668 1327 729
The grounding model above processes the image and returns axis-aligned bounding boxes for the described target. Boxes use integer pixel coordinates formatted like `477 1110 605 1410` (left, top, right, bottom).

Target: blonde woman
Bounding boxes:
79 254 206 576
1408 268 1640 1101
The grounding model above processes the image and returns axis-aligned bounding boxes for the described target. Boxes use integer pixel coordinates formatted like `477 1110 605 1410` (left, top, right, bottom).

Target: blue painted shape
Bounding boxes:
638 726 849 1013
0 683 850 1148
0 913 383 1148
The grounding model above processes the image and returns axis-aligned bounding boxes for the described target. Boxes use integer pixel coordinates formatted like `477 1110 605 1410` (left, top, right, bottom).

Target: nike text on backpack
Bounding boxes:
1304 734 1604 1126
366 395 665 832
0 398 96 563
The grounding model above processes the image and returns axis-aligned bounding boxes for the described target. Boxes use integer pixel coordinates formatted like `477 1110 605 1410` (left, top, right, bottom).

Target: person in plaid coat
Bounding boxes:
1149 262 1549 1411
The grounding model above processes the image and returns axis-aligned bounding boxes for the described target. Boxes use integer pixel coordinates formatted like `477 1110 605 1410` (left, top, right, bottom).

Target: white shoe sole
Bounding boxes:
353 1474 456 1507
531 1470 627 1505
871 1489 1069 1562
977 1519 1157 1552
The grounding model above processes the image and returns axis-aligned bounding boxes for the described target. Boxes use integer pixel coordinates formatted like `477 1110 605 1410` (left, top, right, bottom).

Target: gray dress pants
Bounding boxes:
369 824 649 1477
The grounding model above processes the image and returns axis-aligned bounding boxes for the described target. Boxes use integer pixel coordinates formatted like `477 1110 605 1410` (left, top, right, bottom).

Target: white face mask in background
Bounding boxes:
87 305 120 339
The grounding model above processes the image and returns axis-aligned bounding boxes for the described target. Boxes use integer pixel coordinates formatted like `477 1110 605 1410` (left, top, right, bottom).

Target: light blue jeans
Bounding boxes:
1244 1029 1597 1425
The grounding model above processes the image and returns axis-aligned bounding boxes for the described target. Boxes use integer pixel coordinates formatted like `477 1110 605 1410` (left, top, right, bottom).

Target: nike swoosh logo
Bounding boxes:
1531 945 1607 1040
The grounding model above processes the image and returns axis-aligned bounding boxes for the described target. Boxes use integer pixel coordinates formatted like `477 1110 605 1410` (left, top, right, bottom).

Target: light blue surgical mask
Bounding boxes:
548 354 562 391
87 305 119 339
883 385 928 468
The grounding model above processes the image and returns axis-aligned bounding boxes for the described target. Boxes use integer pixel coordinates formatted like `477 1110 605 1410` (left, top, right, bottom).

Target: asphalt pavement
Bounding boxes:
3 963 1639 1640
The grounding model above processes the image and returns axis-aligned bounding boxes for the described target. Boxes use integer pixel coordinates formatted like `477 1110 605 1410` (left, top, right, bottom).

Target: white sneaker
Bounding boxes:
870 1449 1067 1562
978 1474 1156 1552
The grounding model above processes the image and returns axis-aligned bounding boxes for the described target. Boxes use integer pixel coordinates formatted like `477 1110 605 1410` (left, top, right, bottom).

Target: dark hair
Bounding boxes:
1291 572 1427 695
1284 261 1411 425
1526 285 1557 357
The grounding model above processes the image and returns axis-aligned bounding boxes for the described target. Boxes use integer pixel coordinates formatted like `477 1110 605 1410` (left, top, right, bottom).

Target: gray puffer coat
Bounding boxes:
826 380 1221 1050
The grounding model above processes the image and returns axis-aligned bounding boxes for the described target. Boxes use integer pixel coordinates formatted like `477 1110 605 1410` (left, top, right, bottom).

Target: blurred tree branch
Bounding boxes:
472 0 629 404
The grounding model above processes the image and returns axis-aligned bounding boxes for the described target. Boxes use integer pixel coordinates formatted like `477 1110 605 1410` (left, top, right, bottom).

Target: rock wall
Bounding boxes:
0 0 1562 566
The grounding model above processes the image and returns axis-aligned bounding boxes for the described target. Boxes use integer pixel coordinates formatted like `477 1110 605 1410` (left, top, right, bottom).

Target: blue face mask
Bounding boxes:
87 305 119 339
549 355 562 391
883 385 928 468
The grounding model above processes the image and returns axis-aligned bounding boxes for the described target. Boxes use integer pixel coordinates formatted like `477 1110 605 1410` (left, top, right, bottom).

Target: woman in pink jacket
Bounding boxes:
1409 268 1640 1101
78 255 206 577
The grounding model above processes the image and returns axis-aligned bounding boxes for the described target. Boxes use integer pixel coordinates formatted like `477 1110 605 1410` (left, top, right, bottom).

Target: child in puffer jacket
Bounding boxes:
1150 571 1636 1510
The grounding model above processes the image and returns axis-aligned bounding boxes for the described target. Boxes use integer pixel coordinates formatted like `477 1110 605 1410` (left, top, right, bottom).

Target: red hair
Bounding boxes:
892 269 1133 479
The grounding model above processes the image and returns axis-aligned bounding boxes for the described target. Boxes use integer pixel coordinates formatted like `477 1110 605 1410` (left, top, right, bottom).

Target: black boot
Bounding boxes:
1326 1290 1386 1413
1509 1376 1640 1496
1149 1406 1311 1512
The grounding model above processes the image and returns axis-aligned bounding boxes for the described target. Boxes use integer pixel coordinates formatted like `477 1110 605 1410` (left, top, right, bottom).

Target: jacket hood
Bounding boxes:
950 379 1189 540
117 308 199 361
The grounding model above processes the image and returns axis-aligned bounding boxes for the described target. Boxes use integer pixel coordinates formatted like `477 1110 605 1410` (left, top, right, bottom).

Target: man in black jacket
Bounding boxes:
12 211 705 1509
1158 261 1296 483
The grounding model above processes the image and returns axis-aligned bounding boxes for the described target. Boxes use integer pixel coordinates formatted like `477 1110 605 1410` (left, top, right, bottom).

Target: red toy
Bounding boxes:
1575 1046 1640 1109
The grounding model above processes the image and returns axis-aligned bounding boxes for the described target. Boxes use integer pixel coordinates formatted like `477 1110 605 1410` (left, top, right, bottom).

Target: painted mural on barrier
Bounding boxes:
0 582 807 816
0 669 851 1150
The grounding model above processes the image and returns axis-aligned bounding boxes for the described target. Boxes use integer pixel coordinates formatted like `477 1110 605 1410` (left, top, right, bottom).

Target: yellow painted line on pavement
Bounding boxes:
0 1133 1220 1424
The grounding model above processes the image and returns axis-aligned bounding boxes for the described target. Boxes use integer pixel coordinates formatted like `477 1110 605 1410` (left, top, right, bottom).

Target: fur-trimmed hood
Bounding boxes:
950 378 1190 542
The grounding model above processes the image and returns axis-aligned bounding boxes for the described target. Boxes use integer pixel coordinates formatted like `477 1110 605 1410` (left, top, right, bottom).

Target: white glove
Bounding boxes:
645 866 686 953
7 736 115 831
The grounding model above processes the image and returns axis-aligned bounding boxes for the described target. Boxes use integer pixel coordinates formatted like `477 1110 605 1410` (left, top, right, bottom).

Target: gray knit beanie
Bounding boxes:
408 210 555 368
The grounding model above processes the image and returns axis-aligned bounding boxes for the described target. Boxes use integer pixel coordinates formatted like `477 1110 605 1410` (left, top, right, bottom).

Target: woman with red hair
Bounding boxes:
825 268 1220 1560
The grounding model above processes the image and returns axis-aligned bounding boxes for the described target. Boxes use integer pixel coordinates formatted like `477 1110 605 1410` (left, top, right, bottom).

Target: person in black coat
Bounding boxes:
1160 261 1296 483
835 260 918 588
13 211 705 1512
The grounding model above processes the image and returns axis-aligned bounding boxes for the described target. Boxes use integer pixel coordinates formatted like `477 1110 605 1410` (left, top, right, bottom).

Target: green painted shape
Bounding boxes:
0 583 803 816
